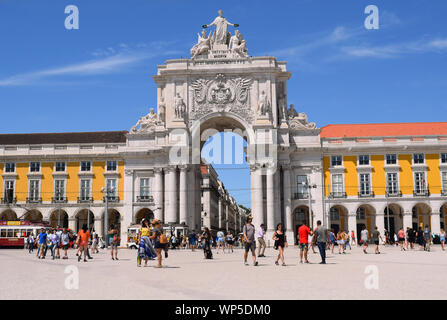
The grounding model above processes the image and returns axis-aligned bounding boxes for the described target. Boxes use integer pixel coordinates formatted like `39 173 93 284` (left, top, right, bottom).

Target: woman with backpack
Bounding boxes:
150 219 168 268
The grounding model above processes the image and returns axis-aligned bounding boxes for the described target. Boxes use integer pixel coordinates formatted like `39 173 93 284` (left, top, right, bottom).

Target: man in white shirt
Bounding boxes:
256 224 266 257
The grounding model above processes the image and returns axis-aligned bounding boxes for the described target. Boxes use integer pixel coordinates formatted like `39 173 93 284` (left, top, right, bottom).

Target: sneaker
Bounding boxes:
78 256 81 262
299 261 303 264
244 262 249 266
305 260 309 264
319 261 326 264
254 261 258 266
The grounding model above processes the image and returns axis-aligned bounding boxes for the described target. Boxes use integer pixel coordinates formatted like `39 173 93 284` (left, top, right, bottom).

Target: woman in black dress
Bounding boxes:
200 227 213 259
272 223 288 266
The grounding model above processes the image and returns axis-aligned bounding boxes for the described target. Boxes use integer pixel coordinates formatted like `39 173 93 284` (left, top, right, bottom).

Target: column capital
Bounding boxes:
165 165 177 172
178 165 189 171
154 167 164 174
281 164 291 171
124 169 133 176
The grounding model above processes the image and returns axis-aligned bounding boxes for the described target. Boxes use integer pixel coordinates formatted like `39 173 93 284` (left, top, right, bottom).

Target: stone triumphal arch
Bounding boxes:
125 10 321 240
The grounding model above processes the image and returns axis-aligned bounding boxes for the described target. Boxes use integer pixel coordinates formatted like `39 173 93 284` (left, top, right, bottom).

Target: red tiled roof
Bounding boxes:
0 131 128 145
320 122 447 138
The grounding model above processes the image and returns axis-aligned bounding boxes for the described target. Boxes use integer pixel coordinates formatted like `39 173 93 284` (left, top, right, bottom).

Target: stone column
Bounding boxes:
266 172 275 232
250 164 264 228
94 218 102 238
274 170 281 226
403 211 413 231
68 218 76 233
225 203 229 232
347 212 357 242
218 198 223 230
187 166 196 230
164 166 178 224
154 168 164 221
375 213 385 235
430 211 441 235
179 165 188 225
282 165 293 242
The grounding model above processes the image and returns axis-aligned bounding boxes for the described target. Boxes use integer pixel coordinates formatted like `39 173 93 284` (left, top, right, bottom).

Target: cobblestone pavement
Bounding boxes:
1 244 446 300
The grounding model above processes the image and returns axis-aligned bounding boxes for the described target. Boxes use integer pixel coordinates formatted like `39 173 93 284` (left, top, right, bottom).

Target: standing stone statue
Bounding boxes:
258 90 270 116
158 97 166 123
203 10 238 46
278 93 287 121
174 93 186 119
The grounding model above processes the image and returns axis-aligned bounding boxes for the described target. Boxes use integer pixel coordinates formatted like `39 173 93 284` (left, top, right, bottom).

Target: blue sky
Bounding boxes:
1 0 446 208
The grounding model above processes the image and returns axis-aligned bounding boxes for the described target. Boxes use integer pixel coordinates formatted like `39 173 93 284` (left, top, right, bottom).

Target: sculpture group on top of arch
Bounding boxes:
190 9 248 59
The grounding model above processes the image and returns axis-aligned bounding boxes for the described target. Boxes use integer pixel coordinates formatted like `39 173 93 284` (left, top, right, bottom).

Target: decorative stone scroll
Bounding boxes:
189 73 254 123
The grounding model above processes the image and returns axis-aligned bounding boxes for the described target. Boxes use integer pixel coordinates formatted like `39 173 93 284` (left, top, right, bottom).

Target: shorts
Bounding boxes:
440 237 445 242
39 244 46 250
62 244 69 250
110 242 118 249
244 241 256 254
374 240 379 245
337 240 344 245
217 238 224 243
399 238 405 242
154 242 167 250
299 243 309 250
227 240 233 245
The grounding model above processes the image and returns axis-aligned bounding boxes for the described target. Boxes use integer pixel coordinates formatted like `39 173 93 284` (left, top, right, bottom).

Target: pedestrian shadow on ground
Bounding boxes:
151 266 180 269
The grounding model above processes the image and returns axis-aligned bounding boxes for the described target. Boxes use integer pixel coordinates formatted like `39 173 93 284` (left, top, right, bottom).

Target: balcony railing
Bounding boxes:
293 192 308 200
413 189 430 197
329 192 347 198
103 196 120 203
52 197 68 203
386 190 402 197
77 197 93 203
1 197 17 204
358 191 375 198
136 195 154 203
26 197 42 204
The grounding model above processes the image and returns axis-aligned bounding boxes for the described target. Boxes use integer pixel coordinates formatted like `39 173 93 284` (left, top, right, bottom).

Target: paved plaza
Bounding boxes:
1 244 446 300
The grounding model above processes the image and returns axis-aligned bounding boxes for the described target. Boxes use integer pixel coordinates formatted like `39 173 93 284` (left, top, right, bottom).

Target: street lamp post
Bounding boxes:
101 186 113 249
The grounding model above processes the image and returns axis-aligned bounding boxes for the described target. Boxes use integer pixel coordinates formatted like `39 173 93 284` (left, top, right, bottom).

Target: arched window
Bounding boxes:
356 207 366 220
330 207 340 221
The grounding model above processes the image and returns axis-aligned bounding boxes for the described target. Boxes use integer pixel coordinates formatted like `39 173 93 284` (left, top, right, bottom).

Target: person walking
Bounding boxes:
256 224 266 257
189 230 197 251
273 223 287 266
361 226 369 254
398 228 406 251
423 225 431 252
138 219 156 267
216 230 225 254
50 229 61 259
440 229 446 251
61 229 70 259
344 231 351 251
150 219 168 268
371 226 382 254
243 217 258 266
226 232 234 253
336 231 345 254
408 228 416 249
200 227 213 259
91 233 99 254
298 223 312 264
329 230 336 254
28 233 34 253
108 224 120 260
77 224 90 262
313 220 329 264
351 230 356 246
416 227 425 251
37 229 47 259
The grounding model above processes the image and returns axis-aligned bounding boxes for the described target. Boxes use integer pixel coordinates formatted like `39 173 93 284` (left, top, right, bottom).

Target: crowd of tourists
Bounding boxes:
25 216 446 269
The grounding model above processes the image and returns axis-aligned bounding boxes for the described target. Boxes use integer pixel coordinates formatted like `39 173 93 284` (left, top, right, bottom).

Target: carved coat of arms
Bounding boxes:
190 74 253 123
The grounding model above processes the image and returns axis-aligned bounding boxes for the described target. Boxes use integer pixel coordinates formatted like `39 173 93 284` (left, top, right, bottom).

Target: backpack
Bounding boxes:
160 232 168 244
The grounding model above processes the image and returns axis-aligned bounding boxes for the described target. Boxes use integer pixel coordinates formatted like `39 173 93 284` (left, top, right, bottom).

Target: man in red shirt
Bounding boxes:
298 223 313 264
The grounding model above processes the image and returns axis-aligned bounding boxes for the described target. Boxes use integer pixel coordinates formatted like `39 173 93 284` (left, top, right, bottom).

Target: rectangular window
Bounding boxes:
413 153 424 164
296 175 308 198
29 180 40 201
331 155 342 167
359 174 371 195
80 180 91 200
106 179 117 198
4 181 14 203
5 163 15 173
386 154 397 165
331 174 344 195
358 155 370 166
329 208 339 221
80 161 91 172
414 172 426 194
140 178 150 198
30 162 40 172
386 173 398 195
55 162 66 172
441 153 447 164
106 161 117 172
442 172 447 193
54 180 65 200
